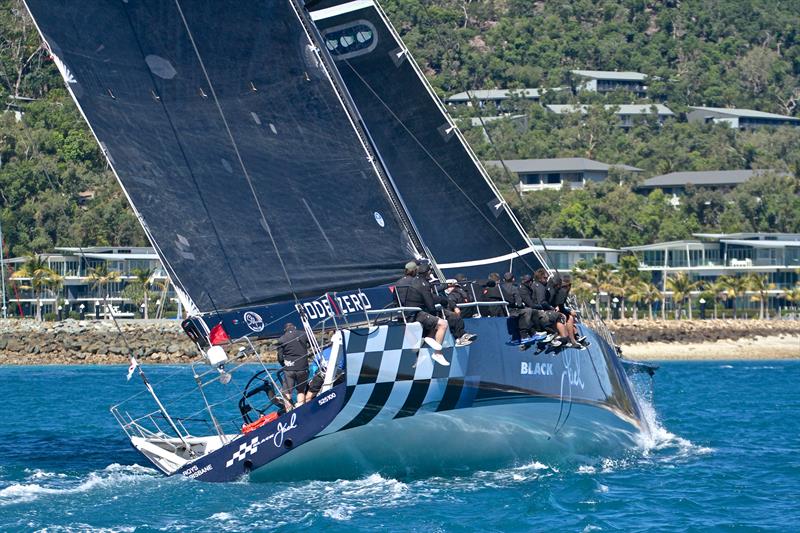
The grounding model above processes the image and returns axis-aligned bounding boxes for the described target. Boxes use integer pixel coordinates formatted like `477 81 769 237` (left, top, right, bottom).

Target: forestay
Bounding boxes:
308 0 545 279
24 0 418 312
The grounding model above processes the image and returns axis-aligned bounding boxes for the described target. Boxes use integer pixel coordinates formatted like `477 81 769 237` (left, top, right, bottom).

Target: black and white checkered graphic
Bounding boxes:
318 323 473 436
225 435 259 468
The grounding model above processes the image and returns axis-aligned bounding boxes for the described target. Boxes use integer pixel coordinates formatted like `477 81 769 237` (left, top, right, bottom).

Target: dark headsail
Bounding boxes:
24 0 419 313
308 0 545 279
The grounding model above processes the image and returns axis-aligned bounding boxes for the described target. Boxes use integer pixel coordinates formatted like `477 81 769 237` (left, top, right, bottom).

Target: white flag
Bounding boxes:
127 357 139 381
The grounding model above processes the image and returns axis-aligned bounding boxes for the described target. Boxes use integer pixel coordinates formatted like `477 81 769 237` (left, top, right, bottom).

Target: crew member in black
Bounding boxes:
444 279 477 346
501 272 536 338
549 274 587 345
455 273 478 318
395 261 450 366
532 269 582 348
277 323 311 407
482 272 505 317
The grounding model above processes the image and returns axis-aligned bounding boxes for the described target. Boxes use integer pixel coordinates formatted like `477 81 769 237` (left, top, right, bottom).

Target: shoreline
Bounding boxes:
621 335 800 361
1 318 798 365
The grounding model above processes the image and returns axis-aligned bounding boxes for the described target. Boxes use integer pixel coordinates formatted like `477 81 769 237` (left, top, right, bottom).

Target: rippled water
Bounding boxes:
1 361 798 531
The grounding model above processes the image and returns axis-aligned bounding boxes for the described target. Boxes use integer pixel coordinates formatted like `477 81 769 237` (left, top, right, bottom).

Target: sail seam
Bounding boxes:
172 0 299 302
289 0 428 262
21 3 205 314
339 58 538 273
368 2 550 272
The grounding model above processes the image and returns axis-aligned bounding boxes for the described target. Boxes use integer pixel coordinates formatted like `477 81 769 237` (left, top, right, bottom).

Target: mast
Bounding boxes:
288 0 430 265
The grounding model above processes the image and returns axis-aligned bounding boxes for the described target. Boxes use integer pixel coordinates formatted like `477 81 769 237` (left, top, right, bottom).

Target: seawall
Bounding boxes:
0 318 798 364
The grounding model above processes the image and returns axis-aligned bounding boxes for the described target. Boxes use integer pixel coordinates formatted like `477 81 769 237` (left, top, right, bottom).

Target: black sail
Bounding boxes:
24 0 418 312
308 0 544 279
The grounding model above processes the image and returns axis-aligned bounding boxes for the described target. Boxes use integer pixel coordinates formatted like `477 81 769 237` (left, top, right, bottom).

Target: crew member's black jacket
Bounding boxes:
530 280 553 310
519 280 535 308
277 328 310 371
500 281 524 310
395 275 437 314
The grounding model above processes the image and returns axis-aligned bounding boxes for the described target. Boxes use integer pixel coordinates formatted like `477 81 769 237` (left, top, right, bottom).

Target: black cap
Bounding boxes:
503 272 514 282
521 274 532 283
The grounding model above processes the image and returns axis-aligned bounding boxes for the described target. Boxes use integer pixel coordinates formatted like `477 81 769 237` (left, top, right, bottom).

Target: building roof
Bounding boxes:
640 169 787 188
463 114 525 127
546 104 674 116
446 88 545 102
622 240 708 251
689 106 800 122
571 70 648 81
720 239 800 248
485 158 642 173
693 232 800 240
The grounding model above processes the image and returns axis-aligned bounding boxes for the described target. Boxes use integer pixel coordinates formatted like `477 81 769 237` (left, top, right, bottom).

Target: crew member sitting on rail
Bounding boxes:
277 323 311 408
444 279 477 346
395 261 450 366
501 272 536 339
531 269 583 349
482 272 505 317
549 273 588 346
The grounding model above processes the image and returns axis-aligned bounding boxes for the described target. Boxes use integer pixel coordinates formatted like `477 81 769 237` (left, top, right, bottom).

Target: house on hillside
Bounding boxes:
545 104 675 129
532 238 620 270
570 70 649 96
444 88 564 110
485 157 641 192
687 106 800 129
638 169 790 197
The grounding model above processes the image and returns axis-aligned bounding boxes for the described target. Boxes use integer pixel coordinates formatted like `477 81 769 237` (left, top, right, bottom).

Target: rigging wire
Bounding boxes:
337 59 539 276
466 91 561 275
173 0 299 305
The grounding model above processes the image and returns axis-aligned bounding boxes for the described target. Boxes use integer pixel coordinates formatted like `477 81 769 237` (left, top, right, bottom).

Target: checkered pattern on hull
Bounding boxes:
318 323 477 436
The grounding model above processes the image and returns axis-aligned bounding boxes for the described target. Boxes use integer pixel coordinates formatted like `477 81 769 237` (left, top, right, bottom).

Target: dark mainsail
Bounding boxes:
308 0 545 278
24 0 419 313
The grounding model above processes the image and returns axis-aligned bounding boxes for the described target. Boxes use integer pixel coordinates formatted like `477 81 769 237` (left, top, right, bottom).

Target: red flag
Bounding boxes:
209 322 230 346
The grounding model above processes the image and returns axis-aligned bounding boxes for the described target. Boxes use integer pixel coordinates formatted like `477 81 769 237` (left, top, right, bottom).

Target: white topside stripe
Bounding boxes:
309 0 375 21
438 246 538 269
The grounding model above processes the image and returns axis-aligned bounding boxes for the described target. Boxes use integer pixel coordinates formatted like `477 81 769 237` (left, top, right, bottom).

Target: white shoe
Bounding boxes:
431 352 450 366
423 337 442 351
456 334 474 347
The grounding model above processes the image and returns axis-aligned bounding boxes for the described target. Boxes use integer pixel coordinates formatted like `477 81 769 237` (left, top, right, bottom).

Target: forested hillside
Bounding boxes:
1 0 799 257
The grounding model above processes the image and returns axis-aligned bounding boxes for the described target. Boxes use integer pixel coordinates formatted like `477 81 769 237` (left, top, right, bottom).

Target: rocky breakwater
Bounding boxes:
0 319 277 365
606 318 800 345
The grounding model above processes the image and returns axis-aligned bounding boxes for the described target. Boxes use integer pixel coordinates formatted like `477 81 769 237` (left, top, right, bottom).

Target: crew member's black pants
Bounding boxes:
444 310 465 338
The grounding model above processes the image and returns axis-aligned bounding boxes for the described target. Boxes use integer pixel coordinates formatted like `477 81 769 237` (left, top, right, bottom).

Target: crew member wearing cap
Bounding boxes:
395 261 450 366
444 279 477 346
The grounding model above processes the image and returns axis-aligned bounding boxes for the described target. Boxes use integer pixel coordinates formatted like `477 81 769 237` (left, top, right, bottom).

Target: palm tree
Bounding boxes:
87 263 120 316
10 254 62 321
665 272 701 319
720 275 749 319
601 271 623 321
746 273 775 320
130 267 153 319
626 279 650 320
704 278 730 320
616 254 644 320
643 283 663 321
573 258 613 316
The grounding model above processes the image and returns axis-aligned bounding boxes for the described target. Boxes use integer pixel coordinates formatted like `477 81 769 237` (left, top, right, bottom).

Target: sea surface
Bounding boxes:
0 361 799 532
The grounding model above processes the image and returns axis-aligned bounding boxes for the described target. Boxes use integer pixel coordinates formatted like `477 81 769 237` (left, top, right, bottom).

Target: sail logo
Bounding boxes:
373 211 385 227
521 361 553 376
243 311 265 332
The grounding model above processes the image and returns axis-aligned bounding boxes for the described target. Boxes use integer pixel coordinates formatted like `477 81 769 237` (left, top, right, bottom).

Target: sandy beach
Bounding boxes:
622 335 800 360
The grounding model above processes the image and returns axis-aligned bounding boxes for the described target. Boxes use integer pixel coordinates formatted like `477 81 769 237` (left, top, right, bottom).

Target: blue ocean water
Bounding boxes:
1 361 799 532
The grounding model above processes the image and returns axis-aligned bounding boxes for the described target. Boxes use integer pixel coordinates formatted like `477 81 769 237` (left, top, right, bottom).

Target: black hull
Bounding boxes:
178 319 644 482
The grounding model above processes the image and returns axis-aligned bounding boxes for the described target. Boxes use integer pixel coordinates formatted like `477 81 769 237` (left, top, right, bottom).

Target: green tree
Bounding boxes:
665 272 702 320
9 253 61 320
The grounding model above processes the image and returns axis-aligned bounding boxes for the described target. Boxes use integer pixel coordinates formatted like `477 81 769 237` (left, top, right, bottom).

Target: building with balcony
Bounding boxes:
687 106 800 129
2 246 175 319
622 233 800 289
546 104 675 129
570 70 649 95
485 158 642 192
